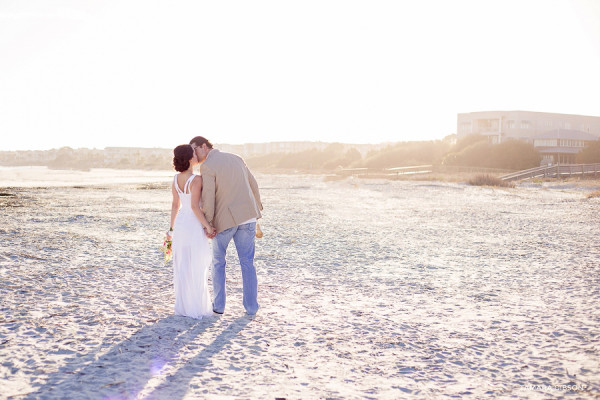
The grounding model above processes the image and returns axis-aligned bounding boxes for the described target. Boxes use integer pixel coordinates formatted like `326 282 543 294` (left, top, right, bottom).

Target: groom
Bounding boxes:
190 136 263 315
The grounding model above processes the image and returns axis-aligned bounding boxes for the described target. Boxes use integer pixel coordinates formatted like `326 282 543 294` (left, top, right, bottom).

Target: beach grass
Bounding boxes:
467 174 514 188
586 189 600 199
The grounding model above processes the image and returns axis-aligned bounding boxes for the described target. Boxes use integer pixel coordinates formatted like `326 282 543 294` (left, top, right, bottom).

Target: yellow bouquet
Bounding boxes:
159 234 172 264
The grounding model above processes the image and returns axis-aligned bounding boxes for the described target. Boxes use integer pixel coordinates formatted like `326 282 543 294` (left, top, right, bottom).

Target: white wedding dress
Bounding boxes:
172 174 213 319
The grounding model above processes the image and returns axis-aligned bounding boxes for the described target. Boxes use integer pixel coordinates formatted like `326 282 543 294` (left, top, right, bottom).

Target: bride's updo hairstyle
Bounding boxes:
173 144 194 172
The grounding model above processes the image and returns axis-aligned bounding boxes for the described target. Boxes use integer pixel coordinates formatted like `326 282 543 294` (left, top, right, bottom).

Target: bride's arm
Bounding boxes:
169 182 180 236
191 176 215 235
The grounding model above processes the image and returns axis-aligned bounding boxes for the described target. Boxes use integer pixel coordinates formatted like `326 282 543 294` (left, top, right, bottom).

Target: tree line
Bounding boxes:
4 136 600 172
0 147 172 170
246 134 600 172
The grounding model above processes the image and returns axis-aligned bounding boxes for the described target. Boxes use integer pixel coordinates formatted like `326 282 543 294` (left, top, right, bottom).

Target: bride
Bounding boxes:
167 144 215 319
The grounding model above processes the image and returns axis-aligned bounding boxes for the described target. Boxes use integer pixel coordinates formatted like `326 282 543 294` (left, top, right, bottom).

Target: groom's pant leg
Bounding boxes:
232 222 259 315
212 226 236 313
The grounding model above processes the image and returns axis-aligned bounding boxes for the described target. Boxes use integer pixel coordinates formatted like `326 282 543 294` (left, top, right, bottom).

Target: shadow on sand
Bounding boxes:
143 316 253 399
26 315 251 399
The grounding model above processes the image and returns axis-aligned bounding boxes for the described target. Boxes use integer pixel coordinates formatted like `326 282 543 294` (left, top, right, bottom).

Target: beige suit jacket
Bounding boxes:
200 149 263 233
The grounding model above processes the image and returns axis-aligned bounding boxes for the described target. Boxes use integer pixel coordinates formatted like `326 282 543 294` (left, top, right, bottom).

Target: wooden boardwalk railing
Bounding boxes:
387 165 433 175
500 163 600 181
338 165 516 178
339 165 515 177
336 163 600 181
338 165 433 177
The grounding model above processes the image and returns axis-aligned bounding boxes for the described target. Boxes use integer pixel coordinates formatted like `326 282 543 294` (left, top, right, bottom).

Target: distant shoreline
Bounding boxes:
2 165 600 191
0 166 174 188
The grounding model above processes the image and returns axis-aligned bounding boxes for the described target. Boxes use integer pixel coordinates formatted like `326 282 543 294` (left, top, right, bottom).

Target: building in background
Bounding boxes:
457 111 600 164
217 141 385 157
217 142 331 157
104 147 170 168
532 129 599 165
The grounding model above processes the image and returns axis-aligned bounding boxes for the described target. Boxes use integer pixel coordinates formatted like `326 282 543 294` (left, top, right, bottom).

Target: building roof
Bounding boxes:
533 129 599 141
458 110 600 119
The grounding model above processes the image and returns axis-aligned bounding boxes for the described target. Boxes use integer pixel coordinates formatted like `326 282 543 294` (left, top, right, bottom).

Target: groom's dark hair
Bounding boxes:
189 136 213 149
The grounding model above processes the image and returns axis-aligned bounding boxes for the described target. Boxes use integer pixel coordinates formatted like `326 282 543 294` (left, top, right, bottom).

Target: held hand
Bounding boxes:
204 225 216 238
166 230 173 240
255 223 263 238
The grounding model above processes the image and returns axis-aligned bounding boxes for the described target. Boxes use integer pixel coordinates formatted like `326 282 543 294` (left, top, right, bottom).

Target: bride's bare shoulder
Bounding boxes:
191 174 203 188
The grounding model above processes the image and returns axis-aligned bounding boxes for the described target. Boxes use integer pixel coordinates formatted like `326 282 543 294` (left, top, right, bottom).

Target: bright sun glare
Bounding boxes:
1 0 599 150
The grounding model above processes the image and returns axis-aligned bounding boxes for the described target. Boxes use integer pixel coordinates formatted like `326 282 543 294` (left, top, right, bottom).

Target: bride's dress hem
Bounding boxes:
174 311 213 320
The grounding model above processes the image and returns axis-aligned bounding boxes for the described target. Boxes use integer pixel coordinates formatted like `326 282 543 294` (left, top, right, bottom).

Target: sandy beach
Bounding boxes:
0 168 599 399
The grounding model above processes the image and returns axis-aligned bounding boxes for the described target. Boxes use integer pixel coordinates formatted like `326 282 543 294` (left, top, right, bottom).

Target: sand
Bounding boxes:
0 168 599 399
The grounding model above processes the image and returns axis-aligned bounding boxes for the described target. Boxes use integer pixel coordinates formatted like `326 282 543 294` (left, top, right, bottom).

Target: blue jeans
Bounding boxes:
212 222 259 315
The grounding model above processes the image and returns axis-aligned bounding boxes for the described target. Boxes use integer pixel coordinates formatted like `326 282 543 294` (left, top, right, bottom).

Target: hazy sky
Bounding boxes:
1 0 599 150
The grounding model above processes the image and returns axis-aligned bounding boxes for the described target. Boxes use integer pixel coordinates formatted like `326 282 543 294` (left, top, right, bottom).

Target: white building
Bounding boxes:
457 111 600 164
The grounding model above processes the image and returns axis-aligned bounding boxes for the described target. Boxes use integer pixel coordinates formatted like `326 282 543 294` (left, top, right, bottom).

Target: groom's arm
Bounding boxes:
246 167 263 211
201 164 216 225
